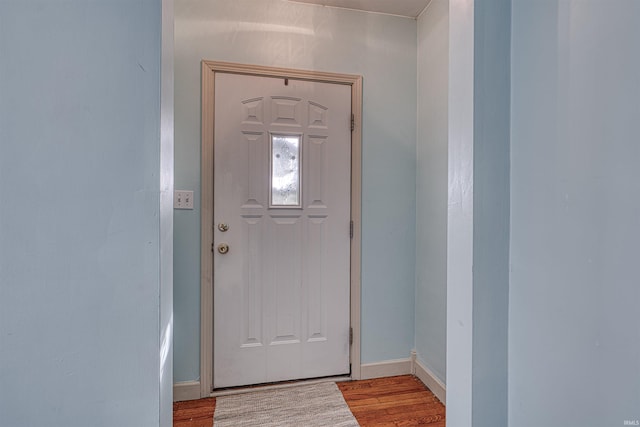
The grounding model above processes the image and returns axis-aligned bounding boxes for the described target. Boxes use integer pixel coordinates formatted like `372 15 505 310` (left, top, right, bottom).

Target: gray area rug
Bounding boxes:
213 382 360 427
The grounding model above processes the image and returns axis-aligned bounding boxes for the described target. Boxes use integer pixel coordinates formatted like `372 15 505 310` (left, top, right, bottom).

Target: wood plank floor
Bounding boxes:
173 375 445 427
338 376 445 427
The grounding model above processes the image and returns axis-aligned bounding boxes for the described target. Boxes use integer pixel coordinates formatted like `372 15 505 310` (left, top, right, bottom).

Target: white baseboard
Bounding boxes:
360 358 412 380
414 358 446 404
174 354 446 404
173 381 201 402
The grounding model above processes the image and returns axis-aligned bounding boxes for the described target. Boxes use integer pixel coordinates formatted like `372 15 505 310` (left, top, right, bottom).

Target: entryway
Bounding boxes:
199 61 363 394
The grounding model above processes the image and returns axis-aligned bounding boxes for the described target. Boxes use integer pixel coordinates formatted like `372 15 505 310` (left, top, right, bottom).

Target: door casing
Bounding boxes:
199 60 363 396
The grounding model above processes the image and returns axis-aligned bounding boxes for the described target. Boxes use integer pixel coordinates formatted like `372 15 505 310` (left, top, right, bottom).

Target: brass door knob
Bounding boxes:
217 243 229 254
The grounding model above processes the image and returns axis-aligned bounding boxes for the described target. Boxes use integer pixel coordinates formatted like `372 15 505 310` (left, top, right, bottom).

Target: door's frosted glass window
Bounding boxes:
270 134 301 207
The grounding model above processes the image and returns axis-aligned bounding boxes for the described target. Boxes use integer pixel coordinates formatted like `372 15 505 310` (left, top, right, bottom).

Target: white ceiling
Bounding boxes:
288 0 432 18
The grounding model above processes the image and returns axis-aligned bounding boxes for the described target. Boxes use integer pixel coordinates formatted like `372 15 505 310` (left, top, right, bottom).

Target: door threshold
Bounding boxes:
209 375 352 398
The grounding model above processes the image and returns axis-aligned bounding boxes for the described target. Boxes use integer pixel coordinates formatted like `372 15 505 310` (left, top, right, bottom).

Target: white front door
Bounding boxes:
213 72 352 388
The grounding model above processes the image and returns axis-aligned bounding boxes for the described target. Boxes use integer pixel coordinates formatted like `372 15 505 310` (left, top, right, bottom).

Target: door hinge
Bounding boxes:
349 327 353 346
350 114 355 132
349 220 354 239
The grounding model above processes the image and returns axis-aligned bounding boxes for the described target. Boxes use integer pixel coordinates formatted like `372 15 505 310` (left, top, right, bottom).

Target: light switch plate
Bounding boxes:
174 190 194 209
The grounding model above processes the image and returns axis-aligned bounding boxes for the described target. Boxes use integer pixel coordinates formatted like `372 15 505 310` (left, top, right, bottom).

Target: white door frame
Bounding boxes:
200 60 363 397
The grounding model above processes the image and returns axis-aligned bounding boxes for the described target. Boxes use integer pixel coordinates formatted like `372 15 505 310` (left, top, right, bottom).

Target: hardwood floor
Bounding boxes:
338 376 445 427
173 375 445 427
174 397 216 427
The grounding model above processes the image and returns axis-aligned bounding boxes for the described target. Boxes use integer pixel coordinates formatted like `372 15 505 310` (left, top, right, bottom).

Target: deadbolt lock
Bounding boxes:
218 223 229 232
217 243 229 254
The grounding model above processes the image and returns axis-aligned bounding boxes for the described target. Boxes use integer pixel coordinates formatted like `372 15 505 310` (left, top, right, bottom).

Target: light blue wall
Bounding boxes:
510 1 640 426
415 0 448 385
159 0 175 423
0 1 172 426
446 0 475 423
472 0 510 425
174 0 417 382
446 1 511 425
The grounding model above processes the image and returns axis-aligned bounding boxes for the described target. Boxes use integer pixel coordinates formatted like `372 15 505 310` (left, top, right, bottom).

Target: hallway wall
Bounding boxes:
510 1 640 426
0 1 173 426
415 0 449 386
470 0 510 425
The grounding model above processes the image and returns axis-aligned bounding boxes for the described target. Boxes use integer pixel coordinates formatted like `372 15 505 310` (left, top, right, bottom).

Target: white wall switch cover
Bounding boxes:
174 190 194 209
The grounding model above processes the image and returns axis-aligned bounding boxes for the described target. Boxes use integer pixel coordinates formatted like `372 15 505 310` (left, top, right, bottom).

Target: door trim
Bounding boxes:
200 60 362 397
